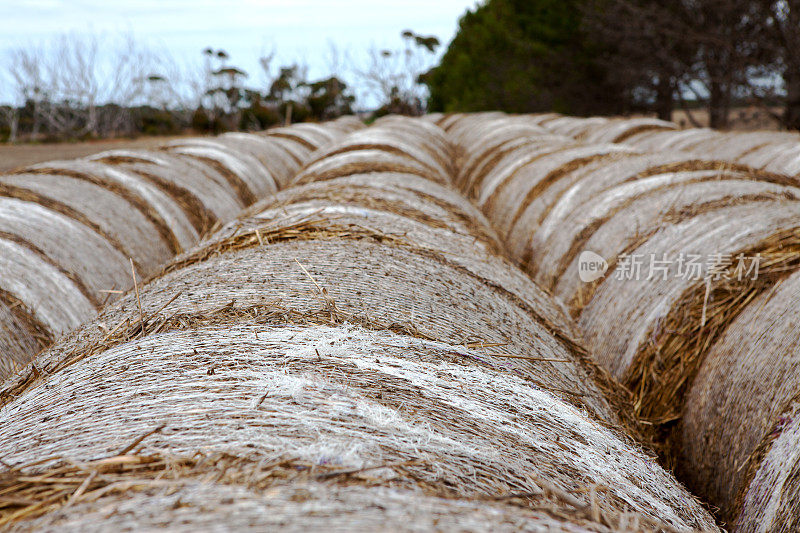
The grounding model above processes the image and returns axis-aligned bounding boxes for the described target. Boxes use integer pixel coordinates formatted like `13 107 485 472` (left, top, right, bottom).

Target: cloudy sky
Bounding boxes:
0 0 478 103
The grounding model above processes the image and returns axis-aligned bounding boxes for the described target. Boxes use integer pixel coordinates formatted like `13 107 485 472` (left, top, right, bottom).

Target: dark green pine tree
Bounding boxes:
424 0 626 115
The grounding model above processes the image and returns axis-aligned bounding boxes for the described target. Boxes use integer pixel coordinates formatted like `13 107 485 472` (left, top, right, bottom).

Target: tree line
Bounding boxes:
0 31 439 143
5 1 798 142
425 0 800 130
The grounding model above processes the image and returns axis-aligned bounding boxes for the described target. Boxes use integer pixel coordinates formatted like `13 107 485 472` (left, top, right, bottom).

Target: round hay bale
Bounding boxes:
310 128 452 184
0 172 718 531
366 117 454 166
520 153 753 253
0 295 50 382
266 122 342 151
0 236 95 340
680 268 800 529
462 139 576 202
478 144 636 237
553 117 677 145
293 149 449 186
88 148 245 231
0 323 716 532
574 203 800 419
619 129 723 153
736 141 800 181
236 172 504 254
0 197 130 300
218 133 304 187
540 116 609 139
457 134 569 194
0 173 173 274
163 140 277 203
548 177 799 303
7 478 671 532
24 159 198 252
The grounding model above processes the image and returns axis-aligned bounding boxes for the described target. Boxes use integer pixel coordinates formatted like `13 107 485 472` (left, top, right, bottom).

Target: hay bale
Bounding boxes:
163 140 277 203
24 159 199 252
266 122 343 151
0 324 716 532
294 117 453 184
461 139 576 201
0 197 130 300
0 237 95 339
0 172 174 274
0 156 718 530
218 133 304 187
680 268 800 529
293 149 449 187
574 202 800 411
581 118 677 144
309 128 452 184
539 116 610 139
8 478 667 532
88 148 245 231
477 144 635 237
550 177 797 302
0 295 50 381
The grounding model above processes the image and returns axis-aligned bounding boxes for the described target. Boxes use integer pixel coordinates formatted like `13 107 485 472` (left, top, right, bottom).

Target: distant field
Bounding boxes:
0 135 196 172
671 106 782 130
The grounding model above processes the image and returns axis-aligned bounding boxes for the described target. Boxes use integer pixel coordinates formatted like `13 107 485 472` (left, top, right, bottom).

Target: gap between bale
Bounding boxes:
618 229 800 460
173 153 257 205
103 165 218 236
0 182 145 275
16 167 182 255
0 231 100 309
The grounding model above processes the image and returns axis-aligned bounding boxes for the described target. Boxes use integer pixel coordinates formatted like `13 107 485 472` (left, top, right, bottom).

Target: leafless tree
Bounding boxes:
354 30 440 115
3 32 159 140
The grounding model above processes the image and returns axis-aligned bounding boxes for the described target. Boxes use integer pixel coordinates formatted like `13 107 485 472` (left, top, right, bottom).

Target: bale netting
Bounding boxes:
474 143 636 237
23 159 200 252
0 171 174 274
0 171 718 531
572 204 800 426
680 268 800 530
162 140 277 203
87 148 246 233
0 123 354 382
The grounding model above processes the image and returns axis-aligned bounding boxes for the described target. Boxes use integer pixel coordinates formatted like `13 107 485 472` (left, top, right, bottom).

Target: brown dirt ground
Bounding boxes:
0 135 198 172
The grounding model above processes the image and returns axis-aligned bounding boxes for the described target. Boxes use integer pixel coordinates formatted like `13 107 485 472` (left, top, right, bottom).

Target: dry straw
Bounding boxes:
0 123 357 381
0 117 718 531
446 112 800 529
